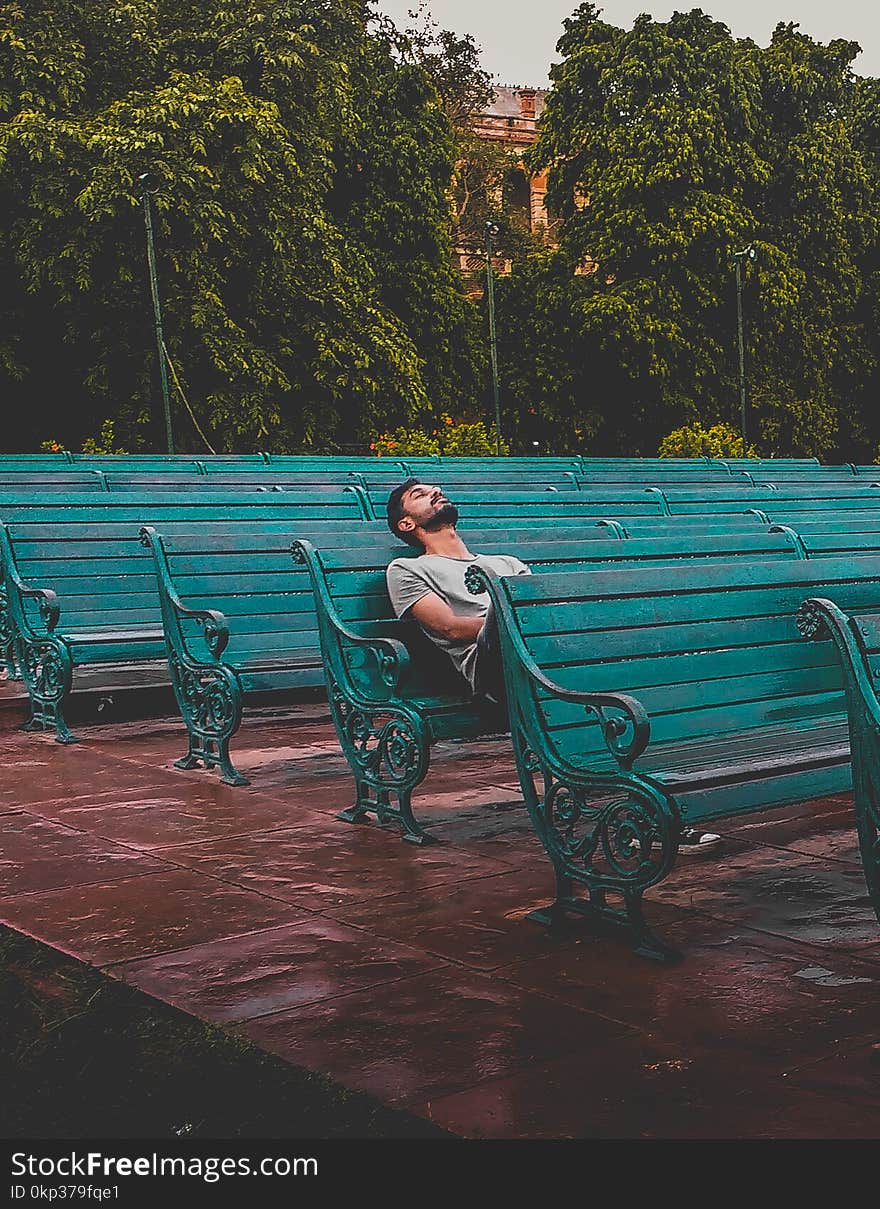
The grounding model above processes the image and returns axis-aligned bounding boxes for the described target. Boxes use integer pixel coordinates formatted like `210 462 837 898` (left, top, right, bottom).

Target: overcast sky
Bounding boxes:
376 1 878 85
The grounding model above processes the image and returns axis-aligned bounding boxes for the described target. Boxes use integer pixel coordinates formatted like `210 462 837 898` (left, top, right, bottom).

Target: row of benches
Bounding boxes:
2 484 880 961
6 494 880 746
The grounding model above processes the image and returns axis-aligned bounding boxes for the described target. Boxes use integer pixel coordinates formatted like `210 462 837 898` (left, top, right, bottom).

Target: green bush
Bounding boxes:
658 421 757 459
371 427 441 458
441 414 508 456
371 413 508 458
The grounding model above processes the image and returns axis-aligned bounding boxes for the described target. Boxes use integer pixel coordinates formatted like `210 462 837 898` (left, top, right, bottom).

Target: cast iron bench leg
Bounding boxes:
0 588 21 680
525 867 681 963
168 656 247 786
331 693 435 844
16 635 77 744
850 733 880 925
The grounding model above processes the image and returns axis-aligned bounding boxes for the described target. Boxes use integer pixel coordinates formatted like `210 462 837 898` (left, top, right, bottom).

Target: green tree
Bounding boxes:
746 24 876 457
507 5 877 458
0 0 479 451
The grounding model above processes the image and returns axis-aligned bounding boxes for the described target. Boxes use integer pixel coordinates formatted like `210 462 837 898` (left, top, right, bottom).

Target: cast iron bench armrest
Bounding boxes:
0 523 60 632
464 562 650 768
329 620 412 699
798 595 880 732
139 526 230 658
517 650 650 770
290 539 411 697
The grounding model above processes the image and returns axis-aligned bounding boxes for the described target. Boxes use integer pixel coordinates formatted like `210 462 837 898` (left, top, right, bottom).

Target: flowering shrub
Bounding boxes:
39 439 65 452
371 427 440 458
371 413 508 458
441 414 508 456
658 421 757 459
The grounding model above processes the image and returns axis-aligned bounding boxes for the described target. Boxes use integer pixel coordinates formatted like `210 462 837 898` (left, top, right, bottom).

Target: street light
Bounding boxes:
732 244 757 451
485 221 502 456
136 171 174 454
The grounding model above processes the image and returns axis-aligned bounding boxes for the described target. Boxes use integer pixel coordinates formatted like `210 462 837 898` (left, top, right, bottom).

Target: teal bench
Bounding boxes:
0 489 370 740
465 554 880 959
290 530 807 847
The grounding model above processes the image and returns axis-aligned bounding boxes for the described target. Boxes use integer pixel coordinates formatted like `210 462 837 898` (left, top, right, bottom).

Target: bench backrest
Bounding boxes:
291 531 813 701
476 554 880 777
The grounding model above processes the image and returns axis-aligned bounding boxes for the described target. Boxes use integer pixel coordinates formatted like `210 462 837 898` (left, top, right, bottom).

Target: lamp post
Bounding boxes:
732 244 757 451
137 172 174 454
485 221 502 456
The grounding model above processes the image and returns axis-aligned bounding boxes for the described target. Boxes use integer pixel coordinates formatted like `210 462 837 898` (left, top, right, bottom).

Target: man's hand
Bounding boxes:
409 593 485 643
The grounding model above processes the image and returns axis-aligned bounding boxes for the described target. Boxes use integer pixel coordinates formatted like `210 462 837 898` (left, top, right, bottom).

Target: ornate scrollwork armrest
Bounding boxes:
0 528 61 633
537 679 651 769
796 597 841 641
290 539 410 696
194 610 230 658
139 526 229 657
20 584 61 632
348 637 411 694
797 596 880 733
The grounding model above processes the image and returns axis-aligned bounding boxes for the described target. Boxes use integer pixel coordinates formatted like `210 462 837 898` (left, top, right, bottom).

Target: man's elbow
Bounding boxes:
444 618 483 642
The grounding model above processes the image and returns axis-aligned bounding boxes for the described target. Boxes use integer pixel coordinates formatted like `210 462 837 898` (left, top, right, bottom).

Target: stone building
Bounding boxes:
454 84 551 280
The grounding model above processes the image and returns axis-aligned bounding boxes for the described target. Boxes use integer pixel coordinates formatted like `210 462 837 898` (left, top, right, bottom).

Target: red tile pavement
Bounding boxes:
0 868 308 964
233 967 639 1109
416 1033 880 1139
112 917 447 1023
152 822 515 912
0 814 168 895
21 785 334 849
1 703 879 1137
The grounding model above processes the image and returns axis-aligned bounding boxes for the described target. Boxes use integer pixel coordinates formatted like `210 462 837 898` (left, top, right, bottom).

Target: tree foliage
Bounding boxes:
495 5 878 458
0 0 481 450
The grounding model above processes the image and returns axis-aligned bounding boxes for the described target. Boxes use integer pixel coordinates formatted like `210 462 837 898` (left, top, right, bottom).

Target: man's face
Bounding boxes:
397 483 458 537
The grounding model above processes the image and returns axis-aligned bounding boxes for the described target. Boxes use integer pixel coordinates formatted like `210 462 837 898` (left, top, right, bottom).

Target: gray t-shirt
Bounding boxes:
386 552 531 688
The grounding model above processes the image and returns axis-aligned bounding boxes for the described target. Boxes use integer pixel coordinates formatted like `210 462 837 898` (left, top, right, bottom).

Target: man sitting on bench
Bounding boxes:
385 477 721 856
386 478 526 708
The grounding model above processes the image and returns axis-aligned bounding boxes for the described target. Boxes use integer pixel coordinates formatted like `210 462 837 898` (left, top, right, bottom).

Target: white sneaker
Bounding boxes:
678 827 722 855
652 827 722 856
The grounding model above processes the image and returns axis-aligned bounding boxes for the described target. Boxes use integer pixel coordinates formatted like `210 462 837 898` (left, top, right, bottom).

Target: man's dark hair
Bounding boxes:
386 478 424 548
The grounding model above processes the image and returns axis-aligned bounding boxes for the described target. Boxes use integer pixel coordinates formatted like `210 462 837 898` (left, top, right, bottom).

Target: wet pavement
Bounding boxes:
1 683 878 1138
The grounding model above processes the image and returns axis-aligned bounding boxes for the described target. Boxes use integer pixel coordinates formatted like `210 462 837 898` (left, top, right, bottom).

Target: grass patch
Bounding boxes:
0 926 450 1139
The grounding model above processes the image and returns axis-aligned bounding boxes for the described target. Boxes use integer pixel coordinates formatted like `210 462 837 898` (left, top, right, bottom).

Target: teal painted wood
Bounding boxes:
291 530 809 847
796 598 880 928
0 489 371 740
465 553 880 959
0 488 372 522
131 521 643 784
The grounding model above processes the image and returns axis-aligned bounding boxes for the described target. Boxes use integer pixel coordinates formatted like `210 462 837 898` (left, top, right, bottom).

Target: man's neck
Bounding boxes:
419 525 472 559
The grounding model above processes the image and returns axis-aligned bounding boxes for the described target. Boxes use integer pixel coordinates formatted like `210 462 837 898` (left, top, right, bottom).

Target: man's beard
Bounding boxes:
422 502 459 531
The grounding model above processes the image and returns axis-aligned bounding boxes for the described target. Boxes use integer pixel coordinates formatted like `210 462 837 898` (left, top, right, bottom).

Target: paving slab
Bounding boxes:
0 814 169 895
112 917 448 1023
651 840 880 954
0 868 307 964
152 821 516 912
234 967 640 1110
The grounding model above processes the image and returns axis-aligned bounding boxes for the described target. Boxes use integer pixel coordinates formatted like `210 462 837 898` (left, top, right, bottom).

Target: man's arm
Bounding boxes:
408 593 485 643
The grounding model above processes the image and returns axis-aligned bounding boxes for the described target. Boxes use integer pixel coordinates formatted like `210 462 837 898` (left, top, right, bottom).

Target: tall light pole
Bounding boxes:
137 171 174 454
732 244 757 451
485 221 502 455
